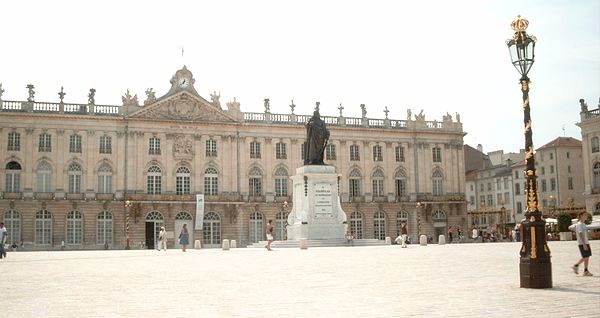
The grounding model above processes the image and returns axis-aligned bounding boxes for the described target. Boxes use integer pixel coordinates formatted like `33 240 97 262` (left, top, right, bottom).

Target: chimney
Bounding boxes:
477 144 483 153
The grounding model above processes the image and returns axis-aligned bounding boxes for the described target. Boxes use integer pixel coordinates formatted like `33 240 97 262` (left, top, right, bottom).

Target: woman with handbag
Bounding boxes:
179 224 189 252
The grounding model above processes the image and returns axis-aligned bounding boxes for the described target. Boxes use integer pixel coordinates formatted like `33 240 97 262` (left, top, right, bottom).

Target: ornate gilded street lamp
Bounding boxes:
416 202 422 237
506 15 552 288
124 200 132 250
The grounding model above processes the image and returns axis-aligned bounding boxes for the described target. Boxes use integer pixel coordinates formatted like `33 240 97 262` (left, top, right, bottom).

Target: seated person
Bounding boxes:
345 230 354 244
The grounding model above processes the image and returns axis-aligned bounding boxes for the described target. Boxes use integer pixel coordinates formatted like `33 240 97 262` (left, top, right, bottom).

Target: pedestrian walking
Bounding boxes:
0 222 7 259
157 226 167 251
447 226 453 244
400 221 409 248
472 228 478 242
457 226 463 243
572 212 593 276
179 224 189 252
265 220 274 251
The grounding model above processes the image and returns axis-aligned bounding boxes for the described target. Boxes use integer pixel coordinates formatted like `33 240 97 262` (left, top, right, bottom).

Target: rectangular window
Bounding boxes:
395 146 405 162
592 137 600 153
433 178 443 195
39 133 52 152
550 178 556 191
349 179 361 197
517 202 523 214
149 137 161 155
497 193 503 205
541 179 547 192
480 195 485 206
5 173 20 193
487 194 493 207
432 147 442 163
550 165 554 174
549 152 554 160
480 183 484 192
566 152 570 158
350 145 360 161
326 144 336 161
496 179 501 190
250 142 261 159
515 183 521 195
147 176 162 194
205 139 217 157
470 184 474 191
8 132 20 151
372 179 384 197
97 175 112 194
372 145 383 162
515 170 519 179
503 178 509 190
36 171 52 193
69 135 82 153
68 175 82 193
541 167 545 175
275 142 287 160
568 177 573 190
249 178 262 196
99 136 112 154
469 196 475 205
176 176 190 195
395 179 406 197
275 178 288 197
487 183 491 191
504 192 510 205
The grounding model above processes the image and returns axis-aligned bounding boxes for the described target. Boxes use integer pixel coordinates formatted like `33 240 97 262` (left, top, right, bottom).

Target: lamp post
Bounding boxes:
124 200 132 250
282 200 289 241
416 202 422 238
506 15 552 288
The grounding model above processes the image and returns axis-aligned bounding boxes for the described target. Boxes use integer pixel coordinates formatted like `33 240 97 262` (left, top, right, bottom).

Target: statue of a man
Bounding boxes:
304 110 330 165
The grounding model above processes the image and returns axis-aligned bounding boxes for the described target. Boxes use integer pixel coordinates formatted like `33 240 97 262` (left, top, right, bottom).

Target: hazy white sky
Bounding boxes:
1 0 598 153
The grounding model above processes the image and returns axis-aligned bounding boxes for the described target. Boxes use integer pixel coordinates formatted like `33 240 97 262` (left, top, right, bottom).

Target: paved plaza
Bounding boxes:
2 241 599 318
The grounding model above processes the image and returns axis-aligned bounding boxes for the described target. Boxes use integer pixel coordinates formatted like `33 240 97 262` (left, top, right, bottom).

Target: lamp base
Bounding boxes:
519 257 552 288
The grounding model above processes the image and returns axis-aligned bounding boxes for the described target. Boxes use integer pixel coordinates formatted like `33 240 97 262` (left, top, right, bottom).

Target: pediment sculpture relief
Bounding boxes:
135 94 234 122
173 134 194 160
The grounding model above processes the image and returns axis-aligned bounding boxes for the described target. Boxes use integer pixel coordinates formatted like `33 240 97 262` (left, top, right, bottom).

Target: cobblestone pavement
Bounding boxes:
1 241 599 318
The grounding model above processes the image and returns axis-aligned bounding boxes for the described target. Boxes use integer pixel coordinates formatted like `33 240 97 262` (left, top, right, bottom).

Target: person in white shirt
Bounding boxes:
572 212 593 276
0 222 7 259
157 226 167 251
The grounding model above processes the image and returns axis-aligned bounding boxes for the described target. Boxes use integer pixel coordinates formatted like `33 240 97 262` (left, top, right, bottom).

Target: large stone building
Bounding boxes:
0 67 466 249
578 98 600 215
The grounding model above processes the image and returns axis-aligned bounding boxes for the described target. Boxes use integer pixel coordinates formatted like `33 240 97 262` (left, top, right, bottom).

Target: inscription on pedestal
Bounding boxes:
314 183 332 216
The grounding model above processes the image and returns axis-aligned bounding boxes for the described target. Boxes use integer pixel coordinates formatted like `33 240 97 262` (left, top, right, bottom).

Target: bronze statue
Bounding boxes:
304 110 330 165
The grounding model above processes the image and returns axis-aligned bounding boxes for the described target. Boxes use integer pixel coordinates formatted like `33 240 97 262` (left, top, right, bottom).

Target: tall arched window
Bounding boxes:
350 211 363 239
36 161 53 193
274 167 288 197
249 212 264 243
433 210 447 222
594 162 600 189
372 169 385 197
203 212 221 246
4 210 20 245
349 169 362 198
147 166 162 194
68 162 82 193
396 211 409 236
5 161 21 193
35 209 52 245
249 167 263 196
97 210 113 245
395 169 407 197
66 210 83 245
204 167 218 195
97 163 113 194
374 211 387 240
432 169 444 195
591 136 599 153
176 166 191 195
275 211 288 240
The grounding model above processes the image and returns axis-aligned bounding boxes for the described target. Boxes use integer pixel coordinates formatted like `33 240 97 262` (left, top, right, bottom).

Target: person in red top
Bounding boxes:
400 221 409 248
447 226 453 244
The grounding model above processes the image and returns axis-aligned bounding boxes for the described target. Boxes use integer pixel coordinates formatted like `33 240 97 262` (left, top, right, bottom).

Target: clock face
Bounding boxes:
179 78 189 88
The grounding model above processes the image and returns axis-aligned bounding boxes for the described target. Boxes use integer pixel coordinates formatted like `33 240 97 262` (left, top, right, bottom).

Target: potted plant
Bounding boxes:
557 212 572 241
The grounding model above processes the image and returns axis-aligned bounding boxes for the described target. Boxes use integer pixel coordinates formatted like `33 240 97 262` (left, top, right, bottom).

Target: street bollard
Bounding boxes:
230 240 237 248
222 239 230 251
419 235 427 246
438 235 446 245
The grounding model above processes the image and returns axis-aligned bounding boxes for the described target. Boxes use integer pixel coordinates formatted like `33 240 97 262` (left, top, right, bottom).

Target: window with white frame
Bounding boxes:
372 169 385 197
66 210 83 245
432 147 442 162
248 212 263 243
515 183 521 195
373 211 387 240
203 212 221 246
350 145 360 161
97 163 112 194
99 135 112 154
204 167 218 195
147 165 162 194
541 179 547 192
5 161 21 193
550 178 556 191
395 146 405 162
276 142 287 160
517 201 523 214
35 209 52 245
373 145 383 162
250 141 261 159
39 133 52 152
568 176 573 190
592 137 599 153
350 212 363 239
176 166 191 195
349 169 362 198
432 170 443 195
326 144 336 161
7 132 20 151
97 210 113 245
69 134 82 153
4 210 20 246
593 162 600 188
249 167 262 196
395 169 407 197
274 167 288 197
68 162 82 193
35 161 53 193
206 139 217 157
396 211 408 236
149 137 161 155
504 192 510 205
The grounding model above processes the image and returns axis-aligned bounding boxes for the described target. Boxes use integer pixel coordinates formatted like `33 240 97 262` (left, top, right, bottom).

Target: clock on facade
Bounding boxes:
179 78 189 88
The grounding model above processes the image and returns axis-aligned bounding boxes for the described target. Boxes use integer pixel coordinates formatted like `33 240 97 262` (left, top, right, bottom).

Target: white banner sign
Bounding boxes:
195 194 205 229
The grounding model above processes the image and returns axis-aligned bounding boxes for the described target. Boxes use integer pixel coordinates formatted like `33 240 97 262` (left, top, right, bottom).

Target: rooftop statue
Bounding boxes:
211 91 221 109
88 88 96 105
0 83 4 100
122 89 139 107
26 84 35 102
304 110 330 165
144 88 156 105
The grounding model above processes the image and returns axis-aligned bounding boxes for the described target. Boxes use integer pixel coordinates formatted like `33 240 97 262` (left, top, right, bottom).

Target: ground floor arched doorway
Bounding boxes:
145 211 164 249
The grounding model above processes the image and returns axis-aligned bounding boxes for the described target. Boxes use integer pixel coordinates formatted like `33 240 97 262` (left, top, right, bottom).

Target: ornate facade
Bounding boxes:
578 98 600 216
0 67 466 249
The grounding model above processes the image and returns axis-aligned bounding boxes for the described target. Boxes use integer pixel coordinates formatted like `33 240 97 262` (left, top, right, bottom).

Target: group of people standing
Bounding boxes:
156 223 189 252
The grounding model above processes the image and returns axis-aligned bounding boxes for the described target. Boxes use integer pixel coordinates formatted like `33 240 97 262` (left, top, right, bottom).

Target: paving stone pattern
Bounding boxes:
1 241 599 317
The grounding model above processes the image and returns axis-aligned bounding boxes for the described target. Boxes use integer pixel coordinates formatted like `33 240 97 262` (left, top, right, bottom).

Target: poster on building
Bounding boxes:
195 194 205 229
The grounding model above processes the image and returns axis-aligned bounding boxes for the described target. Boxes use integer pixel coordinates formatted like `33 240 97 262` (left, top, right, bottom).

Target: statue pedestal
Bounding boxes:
287 165 347 240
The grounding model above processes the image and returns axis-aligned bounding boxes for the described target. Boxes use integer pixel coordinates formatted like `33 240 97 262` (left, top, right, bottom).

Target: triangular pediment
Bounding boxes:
128 91 240 123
